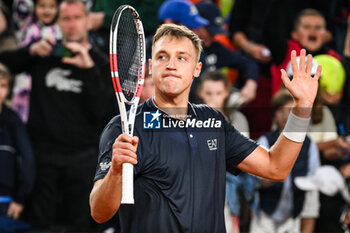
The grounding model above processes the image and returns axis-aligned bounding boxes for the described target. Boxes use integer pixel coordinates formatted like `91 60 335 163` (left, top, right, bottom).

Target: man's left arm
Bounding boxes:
237 49 322 181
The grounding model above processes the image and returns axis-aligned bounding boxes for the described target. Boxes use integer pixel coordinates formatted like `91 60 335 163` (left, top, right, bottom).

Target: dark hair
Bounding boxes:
293 8 326 30
198 70 230 90
152 24 202 61
271 89 294 117
198 70 232 118
34 0 61 25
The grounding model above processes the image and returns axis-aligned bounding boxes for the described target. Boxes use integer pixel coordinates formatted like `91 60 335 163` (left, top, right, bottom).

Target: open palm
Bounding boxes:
281 49 322 106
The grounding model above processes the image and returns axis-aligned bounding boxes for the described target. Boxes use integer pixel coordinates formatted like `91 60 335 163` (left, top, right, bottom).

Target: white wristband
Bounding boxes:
282 111 310 143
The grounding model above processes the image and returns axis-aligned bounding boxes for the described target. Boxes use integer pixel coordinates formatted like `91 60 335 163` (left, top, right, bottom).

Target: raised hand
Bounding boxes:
29 37 56 57
281 49 322 117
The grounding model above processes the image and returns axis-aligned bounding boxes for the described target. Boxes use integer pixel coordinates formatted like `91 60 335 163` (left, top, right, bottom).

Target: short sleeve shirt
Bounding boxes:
94 98 258 233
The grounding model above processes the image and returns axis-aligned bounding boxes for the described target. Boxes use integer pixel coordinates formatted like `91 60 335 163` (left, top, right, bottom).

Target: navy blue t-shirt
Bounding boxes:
94 98 258 233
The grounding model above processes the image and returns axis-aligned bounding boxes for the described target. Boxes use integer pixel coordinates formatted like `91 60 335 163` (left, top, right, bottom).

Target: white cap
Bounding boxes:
294 165 350 204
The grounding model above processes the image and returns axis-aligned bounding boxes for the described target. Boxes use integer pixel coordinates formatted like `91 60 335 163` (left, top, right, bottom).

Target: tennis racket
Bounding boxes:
110 5 145 204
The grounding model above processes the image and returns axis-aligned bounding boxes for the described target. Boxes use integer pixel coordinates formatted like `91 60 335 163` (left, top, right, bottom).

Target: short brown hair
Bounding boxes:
294 8 326 30
198 70 230 91
152 24 203 61
271 89 294 117
59 0 88 16
0 63 12 84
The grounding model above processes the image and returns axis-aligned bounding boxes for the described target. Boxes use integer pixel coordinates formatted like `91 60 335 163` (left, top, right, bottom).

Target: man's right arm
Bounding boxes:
90 134 138 223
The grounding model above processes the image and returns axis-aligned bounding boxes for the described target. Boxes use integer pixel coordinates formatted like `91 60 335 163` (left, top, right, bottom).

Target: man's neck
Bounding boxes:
153 92 189 120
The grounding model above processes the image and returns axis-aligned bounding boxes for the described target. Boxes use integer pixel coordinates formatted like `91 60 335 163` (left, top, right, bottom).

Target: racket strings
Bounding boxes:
117 10 141 101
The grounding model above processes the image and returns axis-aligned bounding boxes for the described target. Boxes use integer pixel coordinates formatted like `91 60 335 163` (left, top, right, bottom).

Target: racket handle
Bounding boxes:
121 162 134 204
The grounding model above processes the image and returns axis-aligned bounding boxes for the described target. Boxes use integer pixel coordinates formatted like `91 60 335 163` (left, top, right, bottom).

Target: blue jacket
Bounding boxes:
0 105 35 204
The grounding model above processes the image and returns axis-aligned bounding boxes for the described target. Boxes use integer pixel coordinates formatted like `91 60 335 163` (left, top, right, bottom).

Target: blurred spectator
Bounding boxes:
195 0 258 104
308 89 349 163
197 70 256 233
88 1 117 55
11 0 62 123
331 14 350 149
0 0 116 231
12 0 34 43
228 0 274 139
295 165 350 233
265 6 340 95
197 70 249 135
250 89 320 233
157 0 259 104
0 63 35 232
229 0 273 64
114 0 164 37
148 0 208 60
0 0 17 52
195 1 239 87
20 0 61 46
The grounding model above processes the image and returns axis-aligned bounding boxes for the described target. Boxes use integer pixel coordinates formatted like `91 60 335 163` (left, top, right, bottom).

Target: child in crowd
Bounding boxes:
0 63 35 232
21 0 61 46
198 70 257 233
12 0 61 122
265 7 340 95
250 89 320 233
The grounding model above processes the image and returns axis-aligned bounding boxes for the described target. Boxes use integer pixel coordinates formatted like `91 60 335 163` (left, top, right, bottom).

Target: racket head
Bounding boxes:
110 5 145 104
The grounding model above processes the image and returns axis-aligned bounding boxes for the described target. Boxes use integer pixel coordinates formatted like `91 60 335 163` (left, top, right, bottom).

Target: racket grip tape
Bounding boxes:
121 163 134 204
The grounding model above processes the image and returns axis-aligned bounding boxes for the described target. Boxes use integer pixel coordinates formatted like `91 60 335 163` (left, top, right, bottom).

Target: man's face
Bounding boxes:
150 35 202 98
57 2 88 43
292 15 326 52
0 78 9 105
199 80 229 109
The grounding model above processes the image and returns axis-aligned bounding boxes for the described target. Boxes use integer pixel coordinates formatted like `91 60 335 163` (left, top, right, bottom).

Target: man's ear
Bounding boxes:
193 62 202 78
148 58 152 75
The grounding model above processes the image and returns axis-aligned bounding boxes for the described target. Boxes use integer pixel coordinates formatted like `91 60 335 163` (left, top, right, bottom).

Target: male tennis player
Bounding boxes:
90 24 321 233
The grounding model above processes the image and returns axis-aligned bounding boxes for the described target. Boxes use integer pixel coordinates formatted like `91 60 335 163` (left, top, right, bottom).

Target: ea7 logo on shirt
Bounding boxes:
99 161 112 171
207 138 218 151
143 110 161 129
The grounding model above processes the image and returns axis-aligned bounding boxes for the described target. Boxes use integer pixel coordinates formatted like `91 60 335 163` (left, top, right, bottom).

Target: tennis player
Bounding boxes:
90 24 321 233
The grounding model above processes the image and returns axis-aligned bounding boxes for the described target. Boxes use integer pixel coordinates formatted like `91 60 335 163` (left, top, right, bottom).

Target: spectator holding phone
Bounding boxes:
0 0 116 231
12 0 62 123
